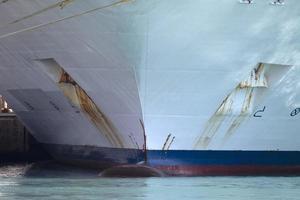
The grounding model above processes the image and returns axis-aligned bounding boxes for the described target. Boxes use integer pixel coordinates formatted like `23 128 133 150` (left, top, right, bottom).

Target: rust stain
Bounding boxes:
194 114 227 149
215 94 233 115
194 92 234 149
75 86 124 147
255 63 264 80
239 63 268 88
194 64 268 149
58 70 125 148
222 88 254 142
242 87 254 113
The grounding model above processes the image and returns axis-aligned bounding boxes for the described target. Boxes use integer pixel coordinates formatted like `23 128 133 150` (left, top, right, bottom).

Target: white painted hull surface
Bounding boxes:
0 0 299 154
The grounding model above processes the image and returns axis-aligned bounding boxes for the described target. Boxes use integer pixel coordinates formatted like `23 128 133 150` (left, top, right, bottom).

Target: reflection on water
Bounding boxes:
0 163 300 200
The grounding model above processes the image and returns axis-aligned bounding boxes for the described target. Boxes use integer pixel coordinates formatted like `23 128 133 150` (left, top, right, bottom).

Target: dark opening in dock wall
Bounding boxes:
0 97 52 163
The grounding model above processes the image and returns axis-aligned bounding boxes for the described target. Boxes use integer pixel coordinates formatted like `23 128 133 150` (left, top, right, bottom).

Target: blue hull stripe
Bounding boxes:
44 143 300 166
147 150 300 166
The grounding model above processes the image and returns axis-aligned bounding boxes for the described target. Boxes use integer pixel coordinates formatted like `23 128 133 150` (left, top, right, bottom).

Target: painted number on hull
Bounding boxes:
290 108 300 117
23 101 34 111
253 106 266 117
49 101 60 111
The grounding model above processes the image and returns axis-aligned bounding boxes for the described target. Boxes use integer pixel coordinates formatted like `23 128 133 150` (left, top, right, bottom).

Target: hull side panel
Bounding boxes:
43 143 145 169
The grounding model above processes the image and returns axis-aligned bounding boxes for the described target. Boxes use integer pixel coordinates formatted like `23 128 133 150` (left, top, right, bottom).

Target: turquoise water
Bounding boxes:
0 164 300 200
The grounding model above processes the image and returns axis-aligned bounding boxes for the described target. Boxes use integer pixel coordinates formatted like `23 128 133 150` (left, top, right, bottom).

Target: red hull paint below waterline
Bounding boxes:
155 165 300 176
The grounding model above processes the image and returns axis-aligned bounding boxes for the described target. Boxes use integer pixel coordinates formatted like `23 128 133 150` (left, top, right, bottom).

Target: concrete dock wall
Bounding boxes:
0 114 51 162
0 114 29 153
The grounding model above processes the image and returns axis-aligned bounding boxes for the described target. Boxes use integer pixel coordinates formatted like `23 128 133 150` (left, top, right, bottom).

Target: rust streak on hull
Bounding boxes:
194 63 268 149
75 86 125 148
222 87 254 142
58 70 125 148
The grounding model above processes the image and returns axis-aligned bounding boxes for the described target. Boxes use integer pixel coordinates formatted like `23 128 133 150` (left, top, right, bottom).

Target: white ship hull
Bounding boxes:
0 0 300 175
